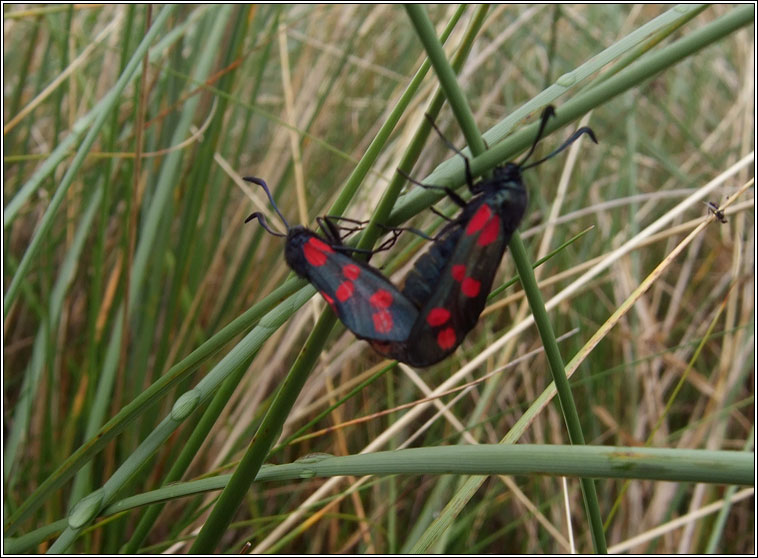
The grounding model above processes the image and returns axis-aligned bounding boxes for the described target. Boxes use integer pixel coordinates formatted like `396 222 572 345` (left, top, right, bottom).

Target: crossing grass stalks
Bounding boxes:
3 4 754 554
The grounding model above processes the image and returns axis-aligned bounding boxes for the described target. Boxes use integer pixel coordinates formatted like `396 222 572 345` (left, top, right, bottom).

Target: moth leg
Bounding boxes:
397 167 467 208
318 215 369 244
376 223 435 242
424 113 475 192
430 205 454 223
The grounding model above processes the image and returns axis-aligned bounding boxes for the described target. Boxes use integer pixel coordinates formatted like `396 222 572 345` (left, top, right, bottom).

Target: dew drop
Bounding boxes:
556 72 576 87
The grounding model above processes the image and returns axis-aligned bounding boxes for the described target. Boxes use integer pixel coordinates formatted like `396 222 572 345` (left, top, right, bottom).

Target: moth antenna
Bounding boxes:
424 113 474 190
243 176 291 230
516 105 556 167
397 167 467 208
522 126 598 170
244 212 287 238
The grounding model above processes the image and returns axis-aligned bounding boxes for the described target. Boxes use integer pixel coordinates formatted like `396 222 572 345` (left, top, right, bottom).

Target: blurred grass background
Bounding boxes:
3 4 754 553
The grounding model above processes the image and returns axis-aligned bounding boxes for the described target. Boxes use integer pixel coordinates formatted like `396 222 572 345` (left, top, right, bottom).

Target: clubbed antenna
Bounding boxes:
515 105 557 167
244 212 286 237
396 167 467 207
424 113 475 190
522 126 598 171
243 176 290 231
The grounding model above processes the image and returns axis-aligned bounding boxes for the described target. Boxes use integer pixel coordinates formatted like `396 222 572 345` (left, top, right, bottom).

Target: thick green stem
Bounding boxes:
509 234 607 552
404 4 608 552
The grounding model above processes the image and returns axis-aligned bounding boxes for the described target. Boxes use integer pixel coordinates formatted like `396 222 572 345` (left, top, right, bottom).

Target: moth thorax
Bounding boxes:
284 227 313 277
495 162 523 183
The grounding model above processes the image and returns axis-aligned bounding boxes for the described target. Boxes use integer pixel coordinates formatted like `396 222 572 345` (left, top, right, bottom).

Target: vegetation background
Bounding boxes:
3 4 754 554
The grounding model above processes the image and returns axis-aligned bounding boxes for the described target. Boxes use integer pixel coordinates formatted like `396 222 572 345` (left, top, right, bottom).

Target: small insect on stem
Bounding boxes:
703 201 727 223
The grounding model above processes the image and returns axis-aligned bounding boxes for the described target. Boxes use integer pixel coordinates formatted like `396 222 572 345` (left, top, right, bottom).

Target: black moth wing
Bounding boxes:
372 180 527 367
369 217 466 366
285 228 418 342
413 191 524 364
400 219 462 309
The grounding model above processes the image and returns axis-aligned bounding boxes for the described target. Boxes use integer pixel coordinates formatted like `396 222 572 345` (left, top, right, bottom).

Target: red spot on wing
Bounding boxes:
453 262 481 297
427 307 450 326
466 204 492 235
373 310 393 333
343 264 361 280
336 281 354 302
304 237 334 266
477 213 500 246
461 277 481 297
321 291 336 309
452 265 466 282
370 289 393 308
437 328 456 350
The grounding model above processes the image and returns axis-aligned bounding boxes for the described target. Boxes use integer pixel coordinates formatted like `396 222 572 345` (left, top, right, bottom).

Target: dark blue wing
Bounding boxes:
285 229 418 342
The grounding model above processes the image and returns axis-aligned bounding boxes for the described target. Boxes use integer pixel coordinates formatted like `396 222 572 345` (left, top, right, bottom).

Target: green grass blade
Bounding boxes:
4 189 102 483
188 10 470 552
8 443 751 554
3 5 177 313
401 5 608 552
